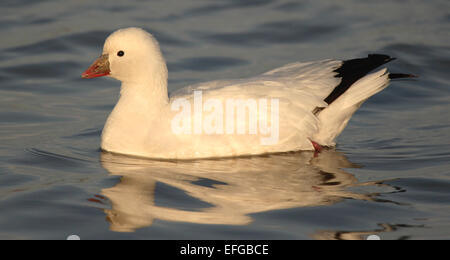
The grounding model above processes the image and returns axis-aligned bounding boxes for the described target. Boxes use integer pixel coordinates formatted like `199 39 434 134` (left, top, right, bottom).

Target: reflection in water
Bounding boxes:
99 150 379 233
312 224 394 240
313 223 425 240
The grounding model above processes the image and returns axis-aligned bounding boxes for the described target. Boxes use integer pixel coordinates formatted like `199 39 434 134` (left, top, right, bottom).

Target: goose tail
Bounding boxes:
312 54 415 146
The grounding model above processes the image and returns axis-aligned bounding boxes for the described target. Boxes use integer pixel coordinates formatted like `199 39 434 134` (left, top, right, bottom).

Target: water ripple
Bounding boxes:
198 19 342 46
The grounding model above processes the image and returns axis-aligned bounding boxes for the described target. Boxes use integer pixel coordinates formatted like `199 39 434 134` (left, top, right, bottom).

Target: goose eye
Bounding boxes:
117 50 124 57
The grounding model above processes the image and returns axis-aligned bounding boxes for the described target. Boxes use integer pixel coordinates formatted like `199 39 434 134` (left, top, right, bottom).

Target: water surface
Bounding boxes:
0 0 449 239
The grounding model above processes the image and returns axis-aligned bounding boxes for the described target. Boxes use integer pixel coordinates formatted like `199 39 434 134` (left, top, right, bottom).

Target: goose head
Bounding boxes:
82 27 167 85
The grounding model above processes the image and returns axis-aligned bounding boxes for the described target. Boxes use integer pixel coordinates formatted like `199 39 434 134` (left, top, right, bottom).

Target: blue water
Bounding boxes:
0 0 449 239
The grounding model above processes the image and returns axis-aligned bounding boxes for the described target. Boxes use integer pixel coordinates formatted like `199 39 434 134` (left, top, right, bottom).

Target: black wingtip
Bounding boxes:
324 54 396 104
367 54 396 63
389 73 418 79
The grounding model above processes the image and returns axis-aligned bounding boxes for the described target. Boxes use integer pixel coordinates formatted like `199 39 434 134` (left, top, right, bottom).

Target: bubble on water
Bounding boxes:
366 235 381 240
67 235 81 240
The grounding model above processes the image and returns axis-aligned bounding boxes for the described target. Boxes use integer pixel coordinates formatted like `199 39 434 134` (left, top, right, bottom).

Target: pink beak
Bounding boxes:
82 54 110 79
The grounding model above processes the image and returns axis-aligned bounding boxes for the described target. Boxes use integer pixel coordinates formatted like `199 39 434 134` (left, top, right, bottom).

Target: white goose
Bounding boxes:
82 27 412 159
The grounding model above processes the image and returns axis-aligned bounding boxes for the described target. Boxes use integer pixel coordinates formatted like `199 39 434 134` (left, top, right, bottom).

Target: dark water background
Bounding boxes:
0 0 449 239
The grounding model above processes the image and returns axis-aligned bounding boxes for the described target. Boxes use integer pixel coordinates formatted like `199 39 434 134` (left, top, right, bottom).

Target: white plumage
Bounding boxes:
82 27 395 159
